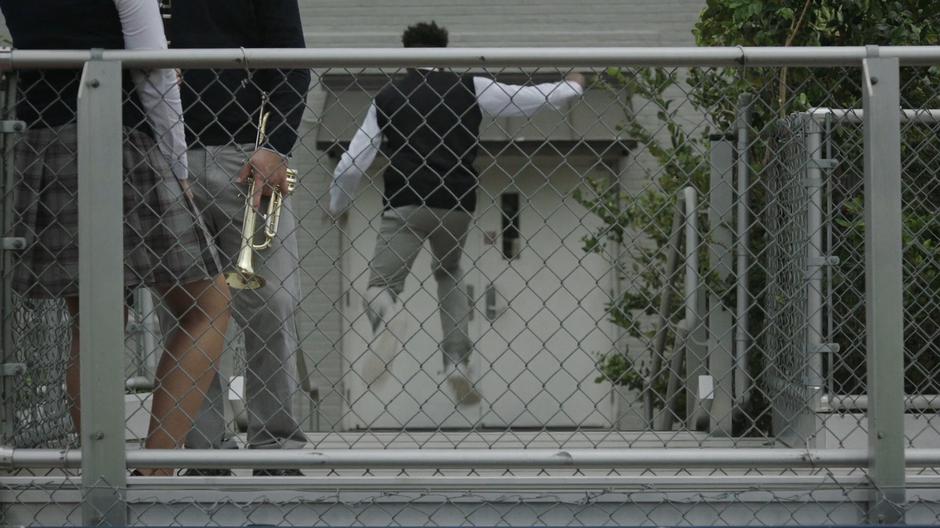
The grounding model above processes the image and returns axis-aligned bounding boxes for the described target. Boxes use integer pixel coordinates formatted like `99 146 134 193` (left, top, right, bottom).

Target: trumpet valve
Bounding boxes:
285 168 298 194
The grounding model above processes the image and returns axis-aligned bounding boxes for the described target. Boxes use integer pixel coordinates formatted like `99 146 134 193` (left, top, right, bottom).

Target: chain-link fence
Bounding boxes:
0 47 938 526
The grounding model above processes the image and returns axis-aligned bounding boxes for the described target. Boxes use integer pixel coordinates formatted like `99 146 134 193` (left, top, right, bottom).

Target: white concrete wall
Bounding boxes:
293 1 706 431
3 0 705 47
300 0 701 47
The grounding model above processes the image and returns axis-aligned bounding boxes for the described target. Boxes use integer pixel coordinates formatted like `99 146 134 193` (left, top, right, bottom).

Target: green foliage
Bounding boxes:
695 0 939 48
583 0 940 432
830 127 940 395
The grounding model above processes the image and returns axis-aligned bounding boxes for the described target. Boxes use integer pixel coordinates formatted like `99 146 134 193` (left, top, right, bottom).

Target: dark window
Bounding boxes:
501 193 521 260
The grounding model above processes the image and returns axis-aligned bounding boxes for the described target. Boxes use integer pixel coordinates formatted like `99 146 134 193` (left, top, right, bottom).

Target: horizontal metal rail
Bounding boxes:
4 46 940 70
821 394 940 412
8 475 936 493
809 107 940 123
3 448 940 470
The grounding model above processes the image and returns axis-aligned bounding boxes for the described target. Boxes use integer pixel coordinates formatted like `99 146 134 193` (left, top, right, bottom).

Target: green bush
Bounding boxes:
582 0 940 433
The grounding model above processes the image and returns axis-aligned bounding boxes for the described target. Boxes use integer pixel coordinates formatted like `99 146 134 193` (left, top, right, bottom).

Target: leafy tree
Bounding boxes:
584 0 940 434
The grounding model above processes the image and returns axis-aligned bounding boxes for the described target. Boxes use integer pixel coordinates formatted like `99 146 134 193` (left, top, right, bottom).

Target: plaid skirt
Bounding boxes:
12 125 221 298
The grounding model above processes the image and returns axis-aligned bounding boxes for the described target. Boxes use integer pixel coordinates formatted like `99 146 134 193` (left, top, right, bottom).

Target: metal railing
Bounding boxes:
0 46 934 526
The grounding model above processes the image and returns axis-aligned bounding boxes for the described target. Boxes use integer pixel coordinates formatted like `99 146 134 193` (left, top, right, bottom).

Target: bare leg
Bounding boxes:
141 276 230 476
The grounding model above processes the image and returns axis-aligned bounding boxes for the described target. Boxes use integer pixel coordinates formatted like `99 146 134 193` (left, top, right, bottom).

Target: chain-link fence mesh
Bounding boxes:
0 55 937 525
7 297 74 448
763 113 817 448
818 77 940 452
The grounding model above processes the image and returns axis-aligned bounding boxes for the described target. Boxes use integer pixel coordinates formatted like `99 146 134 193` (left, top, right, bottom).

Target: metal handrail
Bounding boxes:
808 107 940 123
3 45 940 70
821 394 940 412
4 446 940 470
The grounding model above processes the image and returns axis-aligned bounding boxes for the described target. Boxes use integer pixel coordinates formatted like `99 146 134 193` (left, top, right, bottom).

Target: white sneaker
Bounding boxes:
361 288 404 386
443 362 481 406
362 325 397 386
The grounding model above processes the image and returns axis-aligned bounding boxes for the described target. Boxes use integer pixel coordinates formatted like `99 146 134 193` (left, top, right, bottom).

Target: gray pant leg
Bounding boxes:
237 199 306 449
365 207 427 330
195 145 306 450
366 206 472 367
427 209 473 367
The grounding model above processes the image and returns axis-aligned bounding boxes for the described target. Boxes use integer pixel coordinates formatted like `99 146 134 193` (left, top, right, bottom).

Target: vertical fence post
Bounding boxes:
705 134 734 435
733 93 752 412
862 53 906 524
77 58 127 526
803 116 826 446
0 72 21 445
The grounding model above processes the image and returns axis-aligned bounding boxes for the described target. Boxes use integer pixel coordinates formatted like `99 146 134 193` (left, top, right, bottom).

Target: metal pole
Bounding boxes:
804 117 826 445
0 72 20 445
6 446 940 470
825 112 836 405
77 59 127 526
2 472 934 494
734 94 752 409
684 186 708 429
808 107 940 123
5 46 940 70
862 54 906 524
822 394 940 412
707 135 735 436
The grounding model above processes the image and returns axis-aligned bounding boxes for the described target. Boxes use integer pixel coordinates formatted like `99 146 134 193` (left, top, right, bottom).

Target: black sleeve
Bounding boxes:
254 0 311 156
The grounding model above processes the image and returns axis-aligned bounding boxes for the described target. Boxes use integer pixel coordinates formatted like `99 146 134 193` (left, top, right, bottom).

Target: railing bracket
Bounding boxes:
0 120 25 134
1 237 25 251
807 158 838 170
1 362 25 377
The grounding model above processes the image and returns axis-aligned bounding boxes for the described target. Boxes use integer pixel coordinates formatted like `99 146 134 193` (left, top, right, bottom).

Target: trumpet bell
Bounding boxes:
224 270 266 290
222 106 296 291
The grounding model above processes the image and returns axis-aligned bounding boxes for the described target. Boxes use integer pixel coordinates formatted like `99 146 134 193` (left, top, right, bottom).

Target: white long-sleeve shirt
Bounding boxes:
329 77 583 215
115 0 188 180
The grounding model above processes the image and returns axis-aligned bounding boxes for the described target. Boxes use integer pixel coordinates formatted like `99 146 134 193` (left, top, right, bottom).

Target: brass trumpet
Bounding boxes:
224 111 297 290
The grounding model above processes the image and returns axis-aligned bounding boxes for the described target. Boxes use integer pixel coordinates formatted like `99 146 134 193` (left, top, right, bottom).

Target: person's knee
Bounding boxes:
432 260 462 281
168 278 231 329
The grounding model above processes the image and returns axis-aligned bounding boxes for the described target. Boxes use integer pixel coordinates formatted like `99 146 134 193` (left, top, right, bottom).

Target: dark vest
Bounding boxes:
375 70 482 212
166 0 310 154
0 0 147 132
167 0 264 149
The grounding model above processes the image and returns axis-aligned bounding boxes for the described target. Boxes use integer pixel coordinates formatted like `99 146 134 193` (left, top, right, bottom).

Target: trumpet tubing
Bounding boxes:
253 168 297 250
224 107 297 290
224 177 267 289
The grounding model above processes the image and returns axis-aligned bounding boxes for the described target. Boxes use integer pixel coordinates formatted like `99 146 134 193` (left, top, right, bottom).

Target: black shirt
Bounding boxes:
167 0 310 155
0 0 148 133
375 70 483 212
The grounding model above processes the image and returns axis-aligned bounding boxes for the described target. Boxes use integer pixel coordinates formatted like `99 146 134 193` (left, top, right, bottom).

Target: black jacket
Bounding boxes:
0 0 148 133
168 0 311 155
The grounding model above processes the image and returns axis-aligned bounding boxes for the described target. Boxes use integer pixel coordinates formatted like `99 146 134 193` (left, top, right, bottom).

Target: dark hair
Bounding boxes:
401 21 449 48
